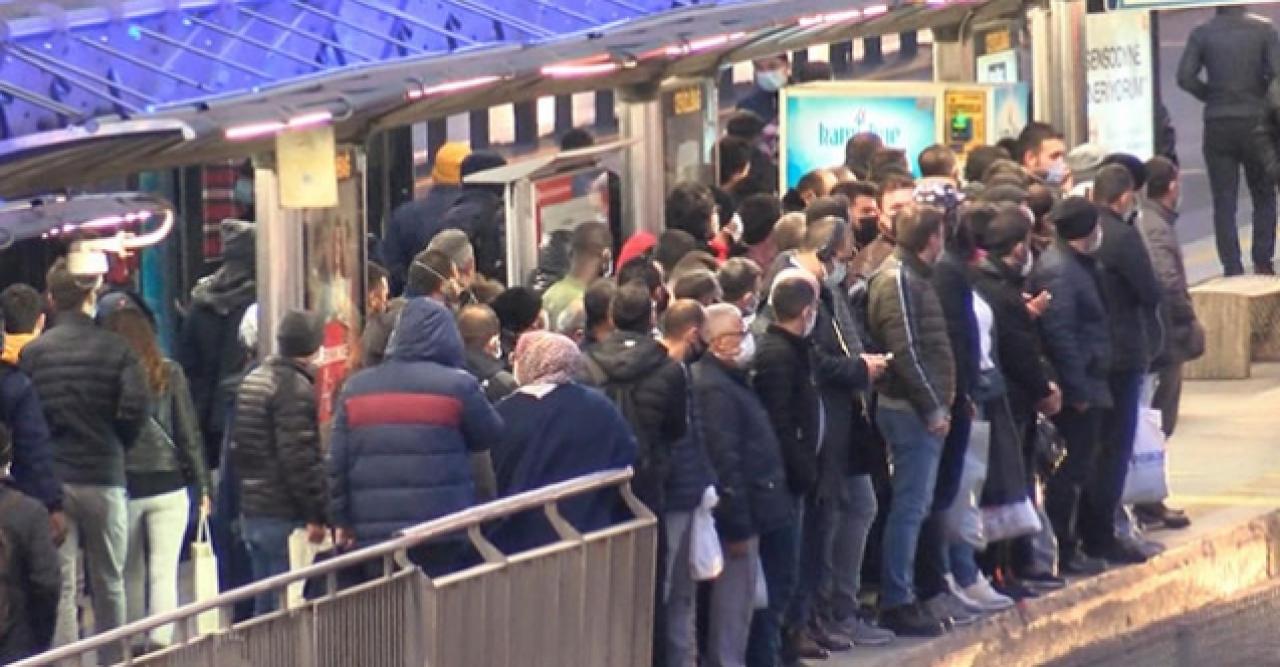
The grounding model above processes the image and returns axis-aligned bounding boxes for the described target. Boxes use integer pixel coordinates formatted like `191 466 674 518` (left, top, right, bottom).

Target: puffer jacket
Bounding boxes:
755 324 822 496
971 257 1054 420
0 360 60 510
20 311 149 487
810 284 872 494
125 360 211 497
329 298 504 545
665 363 717 513
583 331 686 509
463 348 518 404
438 188 506 282
866 249 956 425
230 356 327 524
692 353 793 543
1027 241 1112 408
381 183 463 294
1093 208 1164 374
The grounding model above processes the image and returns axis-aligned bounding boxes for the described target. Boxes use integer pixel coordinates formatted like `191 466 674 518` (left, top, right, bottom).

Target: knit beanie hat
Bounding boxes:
460 151 508 180
277 309 324 358
431 143 471 185
1067 144 1106 185
1051 197 1099 241
490 287 543 334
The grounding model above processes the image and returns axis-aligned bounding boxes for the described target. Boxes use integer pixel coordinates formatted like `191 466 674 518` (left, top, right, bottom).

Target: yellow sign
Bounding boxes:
672 86 702 115
984 29 1012 54
943 89 988 157
277 125 338 209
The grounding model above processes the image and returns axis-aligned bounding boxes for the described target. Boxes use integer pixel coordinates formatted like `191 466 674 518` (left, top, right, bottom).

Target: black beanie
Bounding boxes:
277 310 324 358
490 287 542 333
805 195 851 224
460 151 508 179
1051 197 1099 241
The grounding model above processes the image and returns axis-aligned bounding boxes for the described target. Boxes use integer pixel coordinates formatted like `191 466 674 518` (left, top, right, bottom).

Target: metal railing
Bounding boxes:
17 468 656 667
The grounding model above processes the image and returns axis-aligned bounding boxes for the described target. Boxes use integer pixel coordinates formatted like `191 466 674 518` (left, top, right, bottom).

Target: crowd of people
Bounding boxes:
0 53 1209 667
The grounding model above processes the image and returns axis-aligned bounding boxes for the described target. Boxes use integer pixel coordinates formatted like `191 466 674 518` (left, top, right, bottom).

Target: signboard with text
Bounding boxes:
780 87 939 188
1085 10 1155 159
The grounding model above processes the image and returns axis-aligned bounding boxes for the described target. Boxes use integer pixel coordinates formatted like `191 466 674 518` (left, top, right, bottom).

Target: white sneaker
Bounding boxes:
962 577 1016 612
943 574 983 612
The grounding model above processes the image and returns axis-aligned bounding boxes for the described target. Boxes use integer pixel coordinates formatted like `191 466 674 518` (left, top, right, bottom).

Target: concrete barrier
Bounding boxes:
836 508 1280 667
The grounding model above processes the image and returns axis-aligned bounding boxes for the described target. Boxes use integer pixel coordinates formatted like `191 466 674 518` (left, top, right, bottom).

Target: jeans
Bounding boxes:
818 475 878 622
707 536 759 667
877 405 944 609
125 489 191 647
1047 407 1103 557
745 519 799 667
1082 372 1143 552
54 484 128 663
241 516 297 616
949 542 981 588
789 495 822 630
664 512 698 667
1204 117 1277 274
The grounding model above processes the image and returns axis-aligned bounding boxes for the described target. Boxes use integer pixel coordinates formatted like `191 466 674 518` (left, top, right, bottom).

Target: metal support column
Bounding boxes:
253 159 306 358
1031 1 1088 145
931 26 973 83
618 81 665 238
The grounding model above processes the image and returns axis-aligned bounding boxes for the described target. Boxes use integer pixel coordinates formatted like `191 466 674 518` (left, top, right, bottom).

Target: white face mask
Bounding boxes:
755 70 787 93
487 335 503 361
734 332 757 367
1020 248 1035 277
1086 226 1105 254
803 306 818 337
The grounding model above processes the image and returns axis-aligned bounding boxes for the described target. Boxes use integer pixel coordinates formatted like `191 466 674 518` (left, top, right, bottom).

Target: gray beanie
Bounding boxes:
276 310 324 358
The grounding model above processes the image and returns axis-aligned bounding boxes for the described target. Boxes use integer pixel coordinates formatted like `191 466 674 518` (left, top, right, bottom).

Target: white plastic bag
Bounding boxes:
192 516 220 634
981 497 1043 542
1122 408 1169 505
942 420 990 549
287 527 333 608
689 486 723 581
751 555 769 610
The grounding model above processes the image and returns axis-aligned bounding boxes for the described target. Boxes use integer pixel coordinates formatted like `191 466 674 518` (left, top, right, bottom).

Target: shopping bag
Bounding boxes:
981 498 1043 543
1121 408 1169 505
942 420 990 550
191 516 221 635
689 486 724 581
287 528 334 608
751 555 769 610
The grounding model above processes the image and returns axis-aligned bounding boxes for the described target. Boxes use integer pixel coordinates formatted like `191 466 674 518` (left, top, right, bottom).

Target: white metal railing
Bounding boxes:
16 467 656 667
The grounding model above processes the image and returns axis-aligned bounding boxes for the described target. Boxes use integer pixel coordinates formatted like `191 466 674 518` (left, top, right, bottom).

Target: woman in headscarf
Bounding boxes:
490 331 637 551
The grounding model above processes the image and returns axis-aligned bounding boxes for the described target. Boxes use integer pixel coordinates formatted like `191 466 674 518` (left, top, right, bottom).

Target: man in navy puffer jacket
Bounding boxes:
328 298 503 570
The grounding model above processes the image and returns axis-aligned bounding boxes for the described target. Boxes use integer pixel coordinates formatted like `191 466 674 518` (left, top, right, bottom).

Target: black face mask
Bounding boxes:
686 338 707 364
855 216 880 247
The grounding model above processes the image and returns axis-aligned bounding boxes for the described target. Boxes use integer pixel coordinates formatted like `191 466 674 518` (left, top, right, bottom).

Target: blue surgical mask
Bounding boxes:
755 70 787 93
1045 160 1068 187
826 262 848 288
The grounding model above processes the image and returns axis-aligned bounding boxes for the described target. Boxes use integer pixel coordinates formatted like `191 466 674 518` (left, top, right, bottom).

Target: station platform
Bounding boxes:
829 363 1280 667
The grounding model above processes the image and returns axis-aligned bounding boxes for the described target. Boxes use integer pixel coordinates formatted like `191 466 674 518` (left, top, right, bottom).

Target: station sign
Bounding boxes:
1085 10 1155 158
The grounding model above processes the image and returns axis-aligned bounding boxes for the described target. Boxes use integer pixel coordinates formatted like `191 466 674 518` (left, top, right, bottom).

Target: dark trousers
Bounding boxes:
1081 372 1144 553
1153 363 1184 438
746 518 800 667
1204 117 1277 274
1046 407 1103 558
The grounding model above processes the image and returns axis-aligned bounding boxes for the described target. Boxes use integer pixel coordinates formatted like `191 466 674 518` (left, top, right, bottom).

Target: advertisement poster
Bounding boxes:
976 50 1018 84
992 83 1031 140
1085 10 1155 158
943 89 988 157
782 91 937 187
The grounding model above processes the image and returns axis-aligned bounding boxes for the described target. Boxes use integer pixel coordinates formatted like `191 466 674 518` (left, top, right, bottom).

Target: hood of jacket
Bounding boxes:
191 220 257 316
387 297 465 368
588 331 669 384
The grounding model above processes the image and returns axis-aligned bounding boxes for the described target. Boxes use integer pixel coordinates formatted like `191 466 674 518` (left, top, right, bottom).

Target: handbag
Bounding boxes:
981 497 1043 542
942 420 990 550
1121 408 1169 505
191 516 220 634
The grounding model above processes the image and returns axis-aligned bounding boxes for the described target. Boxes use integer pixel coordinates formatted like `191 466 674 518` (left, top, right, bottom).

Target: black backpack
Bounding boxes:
581 354 648 462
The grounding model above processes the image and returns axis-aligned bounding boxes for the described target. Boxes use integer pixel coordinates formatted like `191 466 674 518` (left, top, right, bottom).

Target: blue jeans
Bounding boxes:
241 516 297 616
949 542 981 588
877 404 944 609
746 517 800 667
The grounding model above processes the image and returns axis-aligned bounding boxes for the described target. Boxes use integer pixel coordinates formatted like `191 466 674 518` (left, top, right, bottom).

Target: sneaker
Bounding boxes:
1060 551 1108 576
1019 570 1067 591
1088 541 1149 565
993 578 1041 601
943 574 984 611
879 603 946 638
924 593 980 627
962 577 1015 612
835 614 896 647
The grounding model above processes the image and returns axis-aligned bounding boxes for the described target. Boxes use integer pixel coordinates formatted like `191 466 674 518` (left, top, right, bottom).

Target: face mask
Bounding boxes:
755 70 787 93
825 262 848 288
1020 249 1035 277
855 217 880 247
1044 160 1068 187
1086 227 1105 254
735 332 757 366
803 307 818 337
488 336 503 361
1173 191 1183 212
600 251 614 279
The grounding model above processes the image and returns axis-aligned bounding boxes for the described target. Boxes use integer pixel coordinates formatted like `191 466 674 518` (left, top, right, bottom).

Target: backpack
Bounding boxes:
582 354 649 464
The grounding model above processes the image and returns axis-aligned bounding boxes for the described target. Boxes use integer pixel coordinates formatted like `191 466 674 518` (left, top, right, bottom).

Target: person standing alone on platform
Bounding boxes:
1177 6 1280 276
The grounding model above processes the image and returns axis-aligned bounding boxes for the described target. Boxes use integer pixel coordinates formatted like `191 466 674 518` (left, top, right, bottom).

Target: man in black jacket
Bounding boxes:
21 259 148 653
754 273 826 664
457 305 517 404
1178 6 1280 275
438 152 509 282
231 309 329 617
0 424 60 664
1087 166 1164 565
1027 198 1112 576
178 219 256 468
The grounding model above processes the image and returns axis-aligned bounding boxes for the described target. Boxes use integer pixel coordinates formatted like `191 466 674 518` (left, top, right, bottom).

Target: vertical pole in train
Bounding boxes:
618 81 666 237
